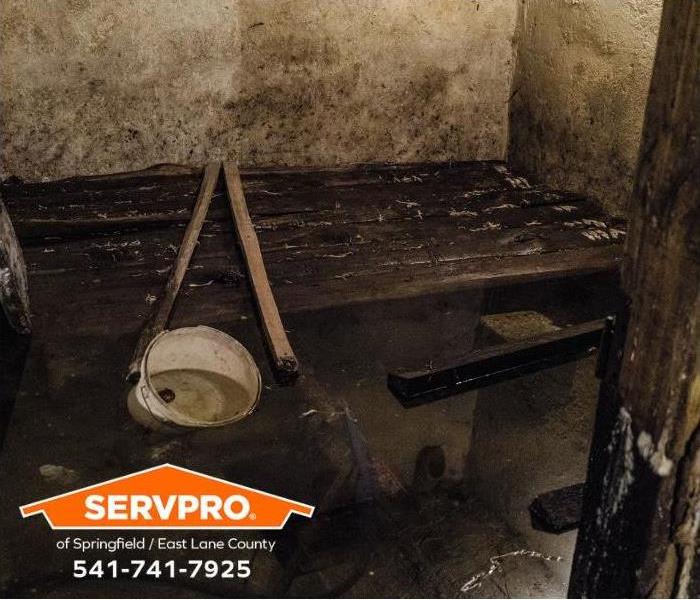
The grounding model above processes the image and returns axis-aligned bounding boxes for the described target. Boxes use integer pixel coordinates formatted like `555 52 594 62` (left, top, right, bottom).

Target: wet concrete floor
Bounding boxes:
0 275 621 597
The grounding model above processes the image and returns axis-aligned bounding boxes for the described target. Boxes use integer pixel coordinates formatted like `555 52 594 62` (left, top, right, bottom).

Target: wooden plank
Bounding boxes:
126 162 220 381
19 214 623 280
223 161 299 383
2 160 504 202
387 319 606 406
20 244 621 338
7 184 601 243
5 160 599 243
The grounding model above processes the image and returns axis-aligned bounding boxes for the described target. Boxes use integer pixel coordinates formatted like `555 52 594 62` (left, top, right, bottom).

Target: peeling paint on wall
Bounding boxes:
0 0 518 181
507 0 663 216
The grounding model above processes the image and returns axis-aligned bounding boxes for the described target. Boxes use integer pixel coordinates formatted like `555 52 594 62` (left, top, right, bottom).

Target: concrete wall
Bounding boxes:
508 0 663 216
0 0 518 181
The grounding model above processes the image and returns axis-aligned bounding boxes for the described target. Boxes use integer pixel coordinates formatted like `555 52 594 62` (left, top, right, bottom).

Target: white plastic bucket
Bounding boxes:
128 326 261 429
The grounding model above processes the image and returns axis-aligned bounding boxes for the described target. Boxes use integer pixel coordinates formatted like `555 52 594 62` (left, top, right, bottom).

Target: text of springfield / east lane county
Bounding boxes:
60 536 277 553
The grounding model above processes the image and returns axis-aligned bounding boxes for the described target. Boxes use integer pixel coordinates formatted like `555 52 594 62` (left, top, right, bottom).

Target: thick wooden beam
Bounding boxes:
388 319 606 406
569 1 700 597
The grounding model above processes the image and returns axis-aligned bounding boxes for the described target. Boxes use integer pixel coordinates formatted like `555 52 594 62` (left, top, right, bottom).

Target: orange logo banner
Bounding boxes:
20 464 314 530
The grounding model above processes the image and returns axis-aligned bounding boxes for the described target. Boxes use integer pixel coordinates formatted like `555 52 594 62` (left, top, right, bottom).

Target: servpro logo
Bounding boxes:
19 464 314 530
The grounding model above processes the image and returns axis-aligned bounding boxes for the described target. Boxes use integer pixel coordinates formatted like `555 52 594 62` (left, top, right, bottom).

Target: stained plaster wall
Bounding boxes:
0 0 519 181
507 0 663 216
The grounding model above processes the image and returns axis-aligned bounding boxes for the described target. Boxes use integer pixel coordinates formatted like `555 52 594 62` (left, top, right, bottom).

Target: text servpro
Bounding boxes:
84 494 251 521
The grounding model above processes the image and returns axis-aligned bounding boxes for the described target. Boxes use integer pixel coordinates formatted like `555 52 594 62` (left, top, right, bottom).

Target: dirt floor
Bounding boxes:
0 272 622 598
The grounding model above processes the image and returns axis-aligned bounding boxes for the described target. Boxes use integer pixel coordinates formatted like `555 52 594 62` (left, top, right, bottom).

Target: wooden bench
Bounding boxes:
2 160 624 338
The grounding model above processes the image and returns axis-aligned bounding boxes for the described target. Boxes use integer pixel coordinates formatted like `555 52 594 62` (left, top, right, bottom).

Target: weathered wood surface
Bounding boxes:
1 161 625 337
0 194 31 334
569 2 700 597
126 162 220 381
223 161 299 382
388 319 605 406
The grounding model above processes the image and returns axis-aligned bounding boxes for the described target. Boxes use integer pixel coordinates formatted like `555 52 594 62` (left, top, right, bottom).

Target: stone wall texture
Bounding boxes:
508 0 663 216
0 0 518 181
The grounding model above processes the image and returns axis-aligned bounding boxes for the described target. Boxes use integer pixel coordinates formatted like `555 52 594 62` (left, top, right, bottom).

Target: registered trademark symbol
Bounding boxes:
250 513 256 520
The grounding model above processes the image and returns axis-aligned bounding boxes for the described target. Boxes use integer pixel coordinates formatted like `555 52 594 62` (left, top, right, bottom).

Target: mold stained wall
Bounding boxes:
508 0 663 216
0 0 519 181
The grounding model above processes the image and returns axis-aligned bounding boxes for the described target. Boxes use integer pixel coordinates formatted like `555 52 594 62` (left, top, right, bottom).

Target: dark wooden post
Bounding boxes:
0 192 31 449
0 194 30 334
569 1 700 597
